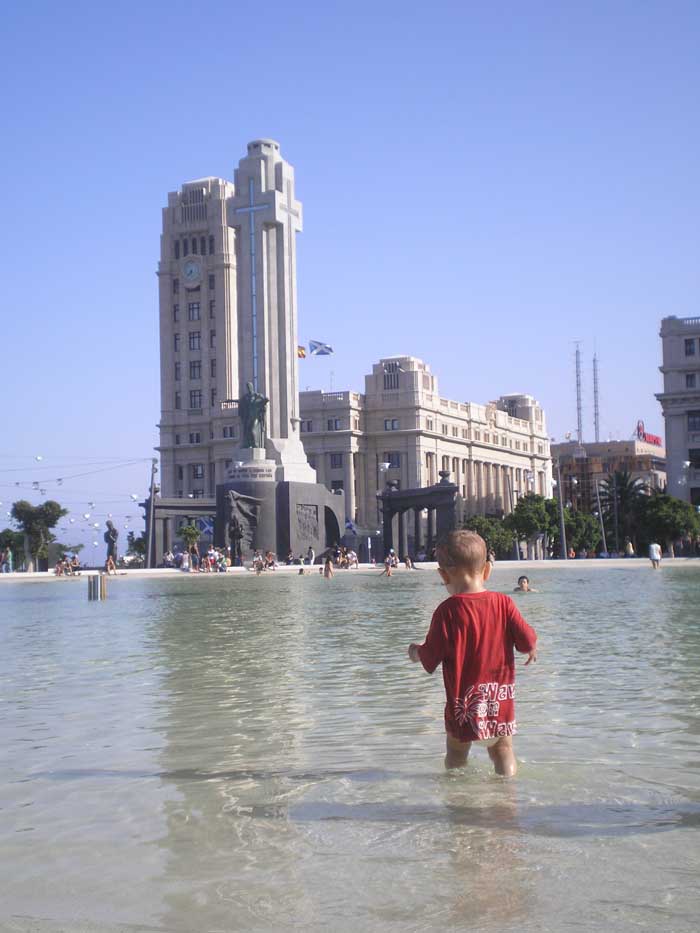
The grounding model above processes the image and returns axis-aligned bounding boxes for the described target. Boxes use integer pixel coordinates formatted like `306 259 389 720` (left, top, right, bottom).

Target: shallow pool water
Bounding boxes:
1 565 699 931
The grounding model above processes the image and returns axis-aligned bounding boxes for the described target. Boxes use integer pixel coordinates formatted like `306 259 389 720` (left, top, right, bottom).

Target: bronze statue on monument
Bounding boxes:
227 489 263 558
238 382 269 448
104 520 119 562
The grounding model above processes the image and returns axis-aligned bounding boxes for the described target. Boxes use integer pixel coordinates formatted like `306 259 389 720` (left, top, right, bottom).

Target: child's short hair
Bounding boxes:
518 575 529 585
436 530 487 574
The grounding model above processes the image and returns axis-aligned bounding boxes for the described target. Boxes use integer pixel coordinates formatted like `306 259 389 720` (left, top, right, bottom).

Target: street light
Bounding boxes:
678 460 692 486
551 460 568 560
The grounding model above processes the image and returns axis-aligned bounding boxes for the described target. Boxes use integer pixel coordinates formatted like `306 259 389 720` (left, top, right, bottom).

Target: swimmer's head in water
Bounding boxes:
517 575 529 585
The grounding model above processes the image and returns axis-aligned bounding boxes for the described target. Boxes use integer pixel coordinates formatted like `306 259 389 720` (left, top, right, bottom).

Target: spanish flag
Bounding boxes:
297 345 306 358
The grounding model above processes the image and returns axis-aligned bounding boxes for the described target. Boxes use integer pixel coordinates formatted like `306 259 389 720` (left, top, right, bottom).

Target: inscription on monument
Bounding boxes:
296 504 319 541
228 464 276 482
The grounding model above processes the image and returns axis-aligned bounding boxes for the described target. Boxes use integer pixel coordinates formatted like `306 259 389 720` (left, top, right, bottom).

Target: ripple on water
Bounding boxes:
1 566 699 931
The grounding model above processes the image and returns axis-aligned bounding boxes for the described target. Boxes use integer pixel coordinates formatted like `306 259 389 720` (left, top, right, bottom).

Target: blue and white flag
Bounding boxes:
309 339 334 356
196 517 214 536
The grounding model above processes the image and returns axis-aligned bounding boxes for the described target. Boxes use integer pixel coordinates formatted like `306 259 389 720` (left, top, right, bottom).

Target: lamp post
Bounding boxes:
376 460 391 524
552 460 568 560
569 475 579 511
145 458 158 569
594 480 608 554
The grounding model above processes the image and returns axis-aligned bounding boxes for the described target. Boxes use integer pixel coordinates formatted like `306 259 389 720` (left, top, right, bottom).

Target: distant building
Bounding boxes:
551 434 666 513
656 316 700 506
299 356 552 534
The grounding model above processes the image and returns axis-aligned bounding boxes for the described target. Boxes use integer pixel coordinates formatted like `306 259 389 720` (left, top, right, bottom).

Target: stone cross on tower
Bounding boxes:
226 139 314 484
229 139 303 441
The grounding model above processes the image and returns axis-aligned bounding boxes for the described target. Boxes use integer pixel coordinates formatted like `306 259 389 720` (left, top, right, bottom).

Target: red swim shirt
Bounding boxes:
417 591 537 741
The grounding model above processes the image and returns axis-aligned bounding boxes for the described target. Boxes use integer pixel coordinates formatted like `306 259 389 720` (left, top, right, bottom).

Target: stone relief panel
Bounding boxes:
296 504 319 541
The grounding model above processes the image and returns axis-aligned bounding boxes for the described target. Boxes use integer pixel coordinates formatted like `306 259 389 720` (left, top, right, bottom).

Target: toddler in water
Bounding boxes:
408 531 537 776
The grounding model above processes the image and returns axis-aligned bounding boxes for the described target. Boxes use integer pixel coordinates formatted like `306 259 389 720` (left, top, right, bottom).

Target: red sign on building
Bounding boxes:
636 420 662 447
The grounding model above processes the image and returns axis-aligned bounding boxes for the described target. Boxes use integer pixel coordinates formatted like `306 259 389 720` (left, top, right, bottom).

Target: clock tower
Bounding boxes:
156 140 313 500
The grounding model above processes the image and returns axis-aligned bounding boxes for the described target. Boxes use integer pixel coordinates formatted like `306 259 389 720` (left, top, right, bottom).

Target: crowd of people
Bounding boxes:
162 545 232 573
53 555 82 576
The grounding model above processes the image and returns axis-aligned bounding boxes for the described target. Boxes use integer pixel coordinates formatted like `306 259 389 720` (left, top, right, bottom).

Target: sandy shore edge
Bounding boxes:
1 557 699 582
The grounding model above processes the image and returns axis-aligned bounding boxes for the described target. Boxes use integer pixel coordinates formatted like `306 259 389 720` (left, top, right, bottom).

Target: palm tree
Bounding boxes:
598 470 647 551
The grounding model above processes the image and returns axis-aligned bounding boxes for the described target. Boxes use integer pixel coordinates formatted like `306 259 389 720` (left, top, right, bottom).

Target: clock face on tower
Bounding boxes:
182 259 201 284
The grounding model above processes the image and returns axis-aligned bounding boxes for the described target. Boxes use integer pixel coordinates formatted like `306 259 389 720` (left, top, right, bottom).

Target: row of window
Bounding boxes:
174 426 236 445
322 451 401 470
172 300 217 323
174 359 217 380
299 414 541 453
177 464 206 480
173 331 216 351
174 236 215 259
300 417 364 433
427 418 542 453
175 389 217 410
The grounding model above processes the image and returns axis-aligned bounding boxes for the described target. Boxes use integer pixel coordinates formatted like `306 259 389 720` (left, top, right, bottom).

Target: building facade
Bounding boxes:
656 315 700 505
157 140 309 499
298 356 552 532
551 437 666 514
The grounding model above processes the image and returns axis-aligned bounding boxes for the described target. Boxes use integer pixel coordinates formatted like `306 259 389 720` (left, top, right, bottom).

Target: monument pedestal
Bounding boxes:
215 478 344 562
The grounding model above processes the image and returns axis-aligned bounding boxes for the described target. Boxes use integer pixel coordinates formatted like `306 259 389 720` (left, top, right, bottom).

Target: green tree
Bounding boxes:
636 493 700 557
10 500 68 571
599 470 648 549
127 530 147 558
179 524 201 550
505 494 554 556
462 515 514 559
565 510 601 554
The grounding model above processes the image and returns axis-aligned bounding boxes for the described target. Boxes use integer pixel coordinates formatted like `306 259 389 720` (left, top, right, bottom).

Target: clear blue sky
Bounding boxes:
2 0 698 551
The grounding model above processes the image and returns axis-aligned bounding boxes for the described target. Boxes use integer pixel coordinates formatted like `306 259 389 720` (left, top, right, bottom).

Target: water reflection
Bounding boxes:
2 567 700 931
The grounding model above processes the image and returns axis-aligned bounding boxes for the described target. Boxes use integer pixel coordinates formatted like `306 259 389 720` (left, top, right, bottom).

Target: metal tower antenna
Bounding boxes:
593 352 600 442
575 342 583 445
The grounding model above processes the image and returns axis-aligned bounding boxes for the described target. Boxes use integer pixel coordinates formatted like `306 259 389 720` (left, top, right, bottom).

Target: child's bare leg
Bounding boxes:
487 736 517 777
445 734 471 769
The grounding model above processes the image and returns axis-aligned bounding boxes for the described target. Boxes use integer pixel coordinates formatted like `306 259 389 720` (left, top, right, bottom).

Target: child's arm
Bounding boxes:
407 606 448 672
505 597 538 665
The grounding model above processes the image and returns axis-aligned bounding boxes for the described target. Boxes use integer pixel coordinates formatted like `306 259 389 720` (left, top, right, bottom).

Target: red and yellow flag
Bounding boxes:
297 345 306 358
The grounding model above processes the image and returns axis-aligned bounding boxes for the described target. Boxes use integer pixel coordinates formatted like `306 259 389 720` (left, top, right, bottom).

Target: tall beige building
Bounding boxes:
298 356 552 532
656 315 700 505
157 140 310 497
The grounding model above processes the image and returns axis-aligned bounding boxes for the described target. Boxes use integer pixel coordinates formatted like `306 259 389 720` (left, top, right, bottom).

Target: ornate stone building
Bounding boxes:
656 315 700 505
298 356 552 531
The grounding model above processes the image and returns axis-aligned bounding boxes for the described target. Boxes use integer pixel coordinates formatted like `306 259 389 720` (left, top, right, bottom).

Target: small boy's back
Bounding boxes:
408 530 537 776
418 589 536 743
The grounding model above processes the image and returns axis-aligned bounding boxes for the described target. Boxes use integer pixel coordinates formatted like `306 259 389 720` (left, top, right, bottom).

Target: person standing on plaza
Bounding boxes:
307 546 315 566
648 540 662 569
1 546 13 573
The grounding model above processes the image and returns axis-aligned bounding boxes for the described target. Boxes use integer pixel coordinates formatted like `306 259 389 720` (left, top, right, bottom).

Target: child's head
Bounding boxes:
435 531 490 590
516 575 530 590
